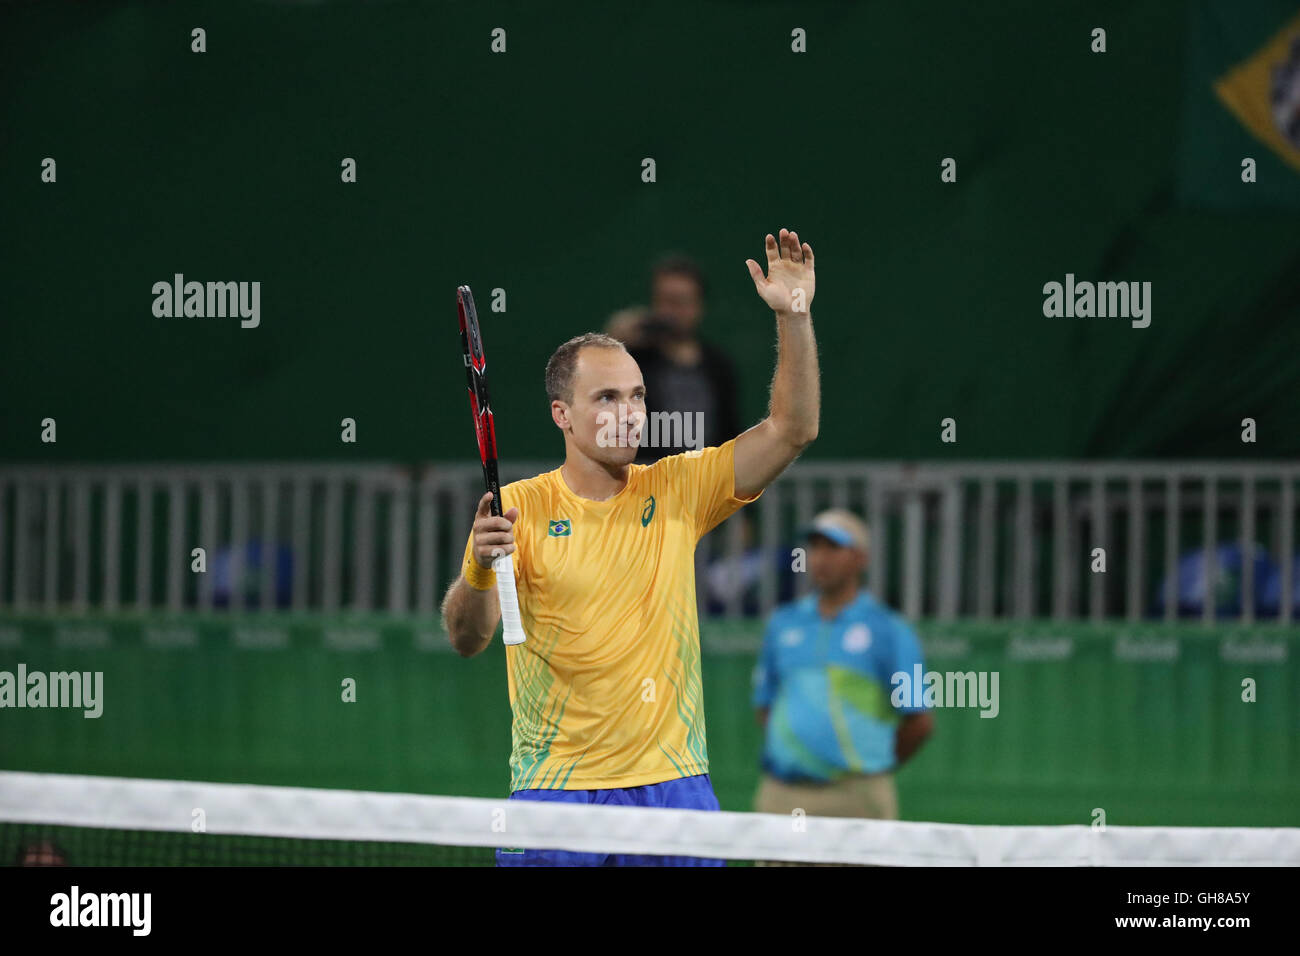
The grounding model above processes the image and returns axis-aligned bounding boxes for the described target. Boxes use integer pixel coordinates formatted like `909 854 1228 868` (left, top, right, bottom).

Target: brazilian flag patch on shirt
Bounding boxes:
548 519 571 537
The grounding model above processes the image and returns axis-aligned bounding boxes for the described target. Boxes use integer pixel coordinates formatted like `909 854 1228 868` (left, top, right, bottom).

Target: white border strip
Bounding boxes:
2 771 1297 866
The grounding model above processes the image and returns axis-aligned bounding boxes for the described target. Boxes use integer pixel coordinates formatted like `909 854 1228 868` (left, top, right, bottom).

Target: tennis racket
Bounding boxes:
457 285 527 646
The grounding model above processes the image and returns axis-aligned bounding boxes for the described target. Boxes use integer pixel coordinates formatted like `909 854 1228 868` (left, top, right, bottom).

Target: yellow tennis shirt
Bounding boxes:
461 437 763 791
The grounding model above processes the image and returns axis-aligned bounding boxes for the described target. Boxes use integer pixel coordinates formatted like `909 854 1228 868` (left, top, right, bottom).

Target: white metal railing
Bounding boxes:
0 464 411 615
0 461 1296 622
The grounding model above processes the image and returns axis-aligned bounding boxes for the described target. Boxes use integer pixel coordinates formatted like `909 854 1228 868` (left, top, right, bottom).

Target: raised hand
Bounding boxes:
472 491 518 569
745 228 815 316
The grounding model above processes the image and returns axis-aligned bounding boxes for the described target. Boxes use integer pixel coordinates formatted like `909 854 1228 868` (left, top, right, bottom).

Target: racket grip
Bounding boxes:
492 553 527 646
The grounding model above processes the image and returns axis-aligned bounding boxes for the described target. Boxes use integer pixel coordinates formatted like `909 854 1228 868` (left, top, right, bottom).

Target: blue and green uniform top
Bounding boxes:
752 590 927 782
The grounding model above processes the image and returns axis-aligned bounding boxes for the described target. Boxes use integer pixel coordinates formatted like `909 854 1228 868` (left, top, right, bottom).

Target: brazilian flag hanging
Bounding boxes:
1178 2 1300 208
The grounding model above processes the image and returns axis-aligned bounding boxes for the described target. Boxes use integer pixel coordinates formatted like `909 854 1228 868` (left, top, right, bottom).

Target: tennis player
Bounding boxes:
442 228 819 866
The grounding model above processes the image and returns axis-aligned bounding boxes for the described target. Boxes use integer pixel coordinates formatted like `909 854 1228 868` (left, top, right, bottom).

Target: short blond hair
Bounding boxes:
544 332 628 405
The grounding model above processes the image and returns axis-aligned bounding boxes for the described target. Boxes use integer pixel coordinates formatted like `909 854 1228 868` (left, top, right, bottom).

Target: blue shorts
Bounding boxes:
495 773 726 867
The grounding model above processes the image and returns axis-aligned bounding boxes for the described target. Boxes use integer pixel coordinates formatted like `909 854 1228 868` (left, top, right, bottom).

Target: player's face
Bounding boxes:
559 347 647 465
807 535 866 592
650 273 703 335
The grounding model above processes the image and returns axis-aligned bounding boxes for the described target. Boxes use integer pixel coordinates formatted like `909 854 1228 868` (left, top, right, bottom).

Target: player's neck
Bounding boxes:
817 585 859 620
560 453 630 502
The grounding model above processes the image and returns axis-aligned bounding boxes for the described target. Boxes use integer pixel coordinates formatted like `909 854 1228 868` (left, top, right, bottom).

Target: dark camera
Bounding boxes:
639 312 677 341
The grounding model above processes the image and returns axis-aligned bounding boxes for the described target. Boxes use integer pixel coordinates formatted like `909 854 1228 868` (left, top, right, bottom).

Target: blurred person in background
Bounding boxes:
17 839 67 865
703 515 799 616
606 254 740 463
752 509 934 819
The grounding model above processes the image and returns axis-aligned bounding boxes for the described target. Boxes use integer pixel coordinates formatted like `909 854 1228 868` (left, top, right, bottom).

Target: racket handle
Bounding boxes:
492 553 527 646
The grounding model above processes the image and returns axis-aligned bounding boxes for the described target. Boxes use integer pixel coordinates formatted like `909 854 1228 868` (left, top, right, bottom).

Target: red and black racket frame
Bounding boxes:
457 285 505 520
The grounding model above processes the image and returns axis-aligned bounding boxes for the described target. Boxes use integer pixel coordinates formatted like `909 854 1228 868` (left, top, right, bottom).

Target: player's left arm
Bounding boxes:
734 228 820 500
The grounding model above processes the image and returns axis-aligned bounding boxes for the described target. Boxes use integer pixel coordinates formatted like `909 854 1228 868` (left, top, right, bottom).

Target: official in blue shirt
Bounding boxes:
752 509 934 819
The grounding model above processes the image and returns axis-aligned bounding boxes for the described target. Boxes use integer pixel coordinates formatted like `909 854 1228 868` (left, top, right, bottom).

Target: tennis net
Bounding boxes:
2 771 1297 866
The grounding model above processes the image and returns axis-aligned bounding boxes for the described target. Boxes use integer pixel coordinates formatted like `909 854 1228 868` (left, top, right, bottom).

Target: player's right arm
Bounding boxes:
440 491 519 658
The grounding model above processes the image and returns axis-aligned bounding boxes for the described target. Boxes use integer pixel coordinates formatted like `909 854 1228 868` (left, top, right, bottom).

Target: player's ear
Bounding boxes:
551 399 569 431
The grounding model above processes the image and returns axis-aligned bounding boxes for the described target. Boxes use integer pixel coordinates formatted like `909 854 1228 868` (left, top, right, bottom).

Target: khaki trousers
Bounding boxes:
755 771 899 820
752 772 898 866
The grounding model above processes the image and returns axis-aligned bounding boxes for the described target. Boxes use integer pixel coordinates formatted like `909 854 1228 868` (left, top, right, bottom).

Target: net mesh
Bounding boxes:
2 771 1297 867
3 824 497 867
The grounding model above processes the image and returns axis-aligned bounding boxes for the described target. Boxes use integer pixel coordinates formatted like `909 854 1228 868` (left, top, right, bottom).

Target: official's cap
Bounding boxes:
801 508 870 552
